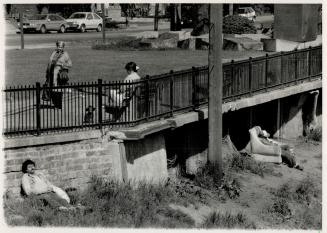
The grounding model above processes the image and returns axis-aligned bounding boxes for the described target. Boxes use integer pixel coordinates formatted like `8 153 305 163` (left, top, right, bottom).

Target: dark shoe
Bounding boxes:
295 164 304 171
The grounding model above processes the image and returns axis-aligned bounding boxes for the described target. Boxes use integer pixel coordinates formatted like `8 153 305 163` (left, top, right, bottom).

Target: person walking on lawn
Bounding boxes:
21 159 74 211
47 40 72 87
43 41 72 108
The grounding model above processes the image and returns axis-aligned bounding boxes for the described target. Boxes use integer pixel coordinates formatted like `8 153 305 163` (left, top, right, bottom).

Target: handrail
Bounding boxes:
2 46 322 137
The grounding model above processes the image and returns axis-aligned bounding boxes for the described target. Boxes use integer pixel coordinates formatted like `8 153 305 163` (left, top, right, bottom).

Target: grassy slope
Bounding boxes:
4 139 321 229
5 47 268 87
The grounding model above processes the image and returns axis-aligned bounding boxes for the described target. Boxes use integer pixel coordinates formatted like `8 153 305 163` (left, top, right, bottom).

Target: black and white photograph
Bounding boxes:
2 1 323 230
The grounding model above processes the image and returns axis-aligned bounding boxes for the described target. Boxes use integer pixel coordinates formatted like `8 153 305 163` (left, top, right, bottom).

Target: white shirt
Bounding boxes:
124 72 141 82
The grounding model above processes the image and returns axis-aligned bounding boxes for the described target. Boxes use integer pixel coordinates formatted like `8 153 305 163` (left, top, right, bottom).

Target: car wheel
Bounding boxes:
40 25 47 34
96 24 102 32
59 25 66 33
80 24 86 33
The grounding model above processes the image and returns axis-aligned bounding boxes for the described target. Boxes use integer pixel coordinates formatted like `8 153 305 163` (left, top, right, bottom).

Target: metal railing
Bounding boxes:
3 46 322 137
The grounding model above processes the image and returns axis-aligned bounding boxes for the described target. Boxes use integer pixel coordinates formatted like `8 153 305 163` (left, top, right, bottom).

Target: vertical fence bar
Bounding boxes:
145 75 150 121
36 82 41 135
98 79 103 129
308 46 312 81
170 70 174 117
265 53 269 92
230 60 234 97
265 54 269 91
192 66 197 110
280 52 284 84
248 57 252 96
294 49 298 84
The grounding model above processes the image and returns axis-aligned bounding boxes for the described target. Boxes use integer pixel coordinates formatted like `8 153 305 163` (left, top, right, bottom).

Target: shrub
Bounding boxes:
294 177 318 204
223 15 257 34
268 199 292 221
307 127 322 142
272 183 293 199
201 211 256 229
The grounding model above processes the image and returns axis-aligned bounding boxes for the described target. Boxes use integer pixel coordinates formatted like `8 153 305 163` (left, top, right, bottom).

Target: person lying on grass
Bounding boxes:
21 159 75 211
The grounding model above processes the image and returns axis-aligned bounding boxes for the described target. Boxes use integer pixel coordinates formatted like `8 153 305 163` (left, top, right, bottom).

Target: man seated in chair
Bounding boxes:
21 159 74 210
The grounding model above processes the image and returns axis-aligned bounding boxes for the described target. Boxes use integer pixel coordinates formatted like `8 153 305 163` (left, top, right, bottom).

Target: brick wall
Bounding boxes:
4 137 122 197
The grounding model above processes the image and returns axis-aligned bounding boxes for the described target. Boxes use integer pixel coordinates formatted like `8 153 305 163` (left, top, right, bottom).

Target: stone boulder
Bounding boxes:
223 37 263 51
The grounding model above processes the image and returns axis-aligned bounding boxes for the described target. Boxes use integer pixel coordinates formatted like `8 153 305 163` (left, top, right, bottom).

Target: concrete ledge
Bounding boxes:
197 78 322 120
4 130 102 150
226 79 322 111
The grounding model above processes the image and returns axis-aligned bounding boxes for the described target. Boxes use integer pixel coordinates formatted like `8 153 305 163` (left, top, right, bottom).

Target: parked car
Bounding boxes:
17 14 68 33
237 7 256 21
66 12 103 32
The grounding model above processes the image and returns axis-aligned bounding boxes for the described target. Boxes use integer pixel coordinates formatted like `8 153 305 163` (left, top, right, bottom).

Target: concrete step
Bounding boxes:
223 37 263 51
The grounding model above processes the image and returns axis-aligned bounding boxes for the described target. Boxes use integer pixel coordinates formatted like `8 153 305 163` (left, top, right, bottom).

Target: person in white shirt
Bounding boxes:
109 62 141 106
21 159 72 210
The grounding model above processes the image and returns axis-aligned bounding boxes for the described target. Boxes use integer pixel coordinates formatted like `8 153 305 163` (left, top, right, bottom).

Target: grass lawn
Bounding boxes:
5 46 268 87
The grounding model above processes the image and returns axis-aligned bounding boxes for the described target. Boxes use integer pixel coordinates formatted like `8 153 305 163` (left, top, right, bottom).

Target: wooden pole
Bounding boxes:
19 11 24 49
208 4 223 180
170 4 175 31
101 4 106 43
154 3 159 31
229 4 234 15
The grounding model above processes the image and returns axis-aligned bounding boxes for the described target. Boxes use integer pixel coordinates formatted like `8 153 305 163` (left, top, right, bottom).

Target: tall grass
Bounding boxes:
201 211 256 229
5 177 195 228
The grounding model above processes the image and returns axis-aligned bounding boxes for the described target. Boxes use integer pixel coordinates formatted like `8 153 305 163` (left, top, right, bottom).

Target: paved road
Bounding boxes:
6 15 273 49
5 21 171 49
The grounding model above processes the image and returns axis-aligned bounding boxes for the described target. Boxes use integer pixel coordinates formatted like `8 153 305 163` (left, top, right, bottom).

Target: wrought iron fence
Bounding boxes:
3 46 322 137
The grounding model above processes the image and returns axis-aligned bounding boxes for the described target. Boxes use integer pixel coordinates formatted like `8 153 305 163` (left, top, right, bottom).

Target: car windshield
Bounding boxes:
238 9 246 14
28 15 47 20
69 13 85 19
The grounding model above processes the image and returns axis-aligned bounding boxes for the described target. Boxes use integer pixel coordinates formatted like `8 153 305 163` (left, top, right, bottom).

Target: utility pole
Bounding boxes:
229 4 234 15
170 4 176 31
154 3 159 31
208 4 223 182
101 4 106 43
19 10 24 49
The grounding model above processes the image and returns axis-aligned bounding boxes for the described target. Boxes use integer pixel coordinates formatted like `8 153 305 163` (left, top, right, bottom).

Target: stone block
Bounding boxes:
261 35 322 52
223 37 263 51
165 30 192 41
140 37 178 49
134 31 159 39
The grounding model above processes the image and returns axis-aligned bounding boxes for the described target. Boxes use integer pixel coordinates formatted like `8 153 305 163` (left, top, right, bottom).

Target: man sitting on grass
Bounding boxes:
21 159 74 211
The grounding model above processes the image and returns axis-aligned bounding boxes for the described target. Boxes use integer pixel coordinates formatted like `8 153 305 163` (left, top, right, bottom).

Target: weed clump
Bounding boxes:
268 199 292 222
227 153 275 177
307 127 322 142
194 163 242 199
293 177 318 204
201 211 256 229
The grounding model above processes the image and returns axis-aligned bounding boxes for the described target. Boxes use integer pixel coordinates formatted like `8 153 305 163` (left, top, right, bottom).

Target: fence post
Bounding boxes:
280 51 284 84
294 48 298 84
308 46 312 81
36 82 41 135
265 54 269 92
98 79 103 129
145 75 150 121
170 70 174 117
231 60 234 97
192 66 197 110
248 57 252 96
